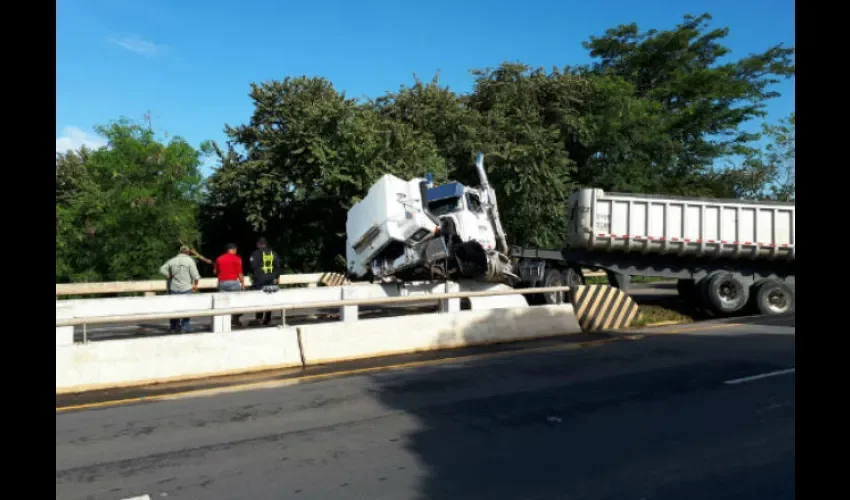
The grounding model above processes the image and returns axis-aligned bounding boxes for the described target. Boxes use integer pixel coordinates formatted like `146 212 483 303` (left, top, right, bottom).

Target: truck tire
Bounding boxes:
563 267 585 287
693 272 720 317
752 279 794 315
541 269 565 305
703 271 749 315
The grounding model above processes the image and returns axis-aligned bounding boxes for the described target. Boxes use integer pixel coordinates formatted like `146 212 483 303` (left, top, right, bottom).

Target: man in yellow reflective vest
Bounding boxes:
249 237 281 326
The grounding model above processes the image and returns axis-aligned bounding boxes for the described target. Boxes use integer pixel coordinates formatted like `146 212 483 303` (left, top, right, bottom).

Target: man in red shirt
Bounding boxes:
215 243 245 326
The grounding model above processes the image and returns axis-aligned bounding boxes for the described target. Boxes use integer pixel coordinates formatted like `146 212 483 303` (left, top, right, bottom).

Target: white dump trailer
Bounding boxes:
565 189 795 261
513 188 795 316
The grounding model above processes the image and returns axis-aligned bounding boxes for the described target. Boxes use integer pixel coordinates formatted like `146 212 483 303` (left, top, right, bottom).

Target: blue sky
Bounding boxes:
56 0 795 175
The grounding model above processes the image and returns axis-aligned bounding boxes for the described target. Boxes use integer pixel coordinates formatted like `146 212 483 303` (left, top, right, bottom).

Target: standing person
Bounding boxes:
159 245 201 333
250 237 281 326
215 243 245 327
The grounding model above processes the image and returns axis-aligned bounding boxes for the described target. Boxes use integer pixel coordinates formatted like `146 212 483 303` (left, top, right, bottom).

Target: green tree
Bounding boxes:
374 74 480 178
55 119 205 283
581 13 794 195
761 112 795 201
464 63 580 247
203 77 446 272
200 14 794 273
710 111 795 201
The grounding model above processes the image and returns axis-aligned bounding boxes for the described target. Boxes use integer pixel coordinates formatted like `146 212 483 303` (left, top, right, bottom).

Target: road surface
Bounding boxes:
56 314 794 500
71 282 679 342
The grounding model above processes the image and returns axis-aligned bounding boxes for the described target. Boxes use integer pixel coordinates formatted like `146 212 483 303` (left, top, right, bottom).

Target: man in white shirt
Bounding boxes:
159 245 201 333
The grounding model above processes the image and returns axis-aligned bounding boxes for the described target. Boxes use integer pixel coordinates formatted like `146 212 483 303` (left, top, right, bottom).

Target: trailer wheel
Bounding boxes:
542 269 565 305
703 272 749 315
752 279 794 315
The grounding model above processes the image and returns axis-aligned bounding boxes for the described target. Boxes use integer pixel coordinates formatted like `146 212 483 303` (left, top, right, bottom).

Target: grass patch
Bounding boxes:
631 303 696 327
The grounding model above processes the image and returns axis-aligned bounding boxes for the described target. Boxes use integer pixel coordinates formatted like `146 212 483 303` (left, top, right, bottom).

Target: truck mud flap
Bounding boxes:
570 285 640 331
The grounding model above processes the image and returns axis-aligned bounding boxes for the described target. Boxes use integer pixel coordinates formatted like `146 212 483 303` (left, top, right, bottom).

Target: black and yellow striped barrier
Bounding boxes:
571 285 640 331
319 273 350 287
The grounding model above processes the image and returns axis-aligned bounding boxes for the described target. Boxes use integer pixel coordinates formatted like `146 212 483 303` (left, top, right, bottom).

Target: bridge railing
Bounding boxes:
55 272 350 298
55 281 573 345
55 270 606 298
55 284 588 393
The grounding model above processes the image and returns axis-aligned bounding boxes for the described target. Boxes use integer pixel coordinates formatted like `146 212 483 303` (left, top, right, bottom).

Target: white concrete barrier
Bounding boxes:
56 305 74 347
209 282 468 329
456 281 529 309
211 287 343 331
340 281 462 319
56 326 302 393
298 304 582 365
59 293 214 319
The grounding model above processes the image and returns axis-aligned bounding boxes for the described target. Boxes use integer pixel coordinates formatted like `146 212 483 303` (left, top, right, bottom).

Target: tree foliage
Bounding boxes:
57 14 795 280
202 77 446 272
55 120 205 283
709 111 795 201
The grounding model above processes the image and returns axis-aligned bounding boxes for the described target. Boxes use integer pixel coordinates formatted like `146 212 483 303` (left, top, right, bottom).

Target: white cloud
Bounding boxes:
111 36 165 57
56 127 107 153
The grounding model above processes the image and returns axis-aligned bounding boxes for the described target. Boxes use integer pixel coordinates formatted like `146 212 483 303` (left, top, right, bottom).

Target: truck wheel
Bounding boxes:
704 271 749 315
752 279 794 315
542 269 565 305
563 267 585 287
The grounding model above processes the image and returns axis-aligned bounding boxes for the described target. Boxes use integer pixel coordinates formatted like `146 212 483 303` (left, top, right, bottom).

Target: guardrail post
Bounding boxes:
439 282 461 313
340 286 363 322
211 294 232 333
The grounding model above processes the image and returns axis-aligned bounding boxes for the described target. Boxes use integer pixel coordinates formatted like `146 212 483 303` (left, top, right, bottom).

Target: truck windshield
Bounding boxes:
428 197 462 216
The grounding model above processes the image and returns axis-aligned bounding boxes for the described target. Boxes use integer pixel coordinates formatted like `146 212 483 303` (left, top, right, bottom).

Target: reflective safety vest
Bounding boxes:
261 251 275 274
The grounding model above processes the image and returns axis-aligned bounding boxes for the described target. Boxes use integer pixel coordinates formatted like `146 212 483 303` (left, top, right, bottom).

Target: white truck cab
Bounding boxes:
425 182 498 252
345 152 514 282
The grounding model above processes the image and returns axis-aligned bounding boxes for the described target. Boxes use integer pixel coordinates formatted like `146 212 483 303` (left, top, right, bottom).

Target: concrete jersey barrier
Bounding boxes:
56 326 302 394
298 305 582 366
54 284 633 394
55 303 585 393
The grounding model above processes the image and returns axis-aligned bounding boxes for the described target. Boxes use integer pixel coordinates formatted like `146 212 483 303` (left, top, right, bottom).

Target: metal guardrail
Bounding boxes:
55 273 343 297
55 285 573 328
56 270 605 297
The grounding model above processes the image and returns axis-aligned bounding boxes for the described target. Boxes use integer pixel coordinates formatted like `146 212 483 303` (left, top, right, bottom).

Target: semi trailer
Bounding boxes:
345 153 795 317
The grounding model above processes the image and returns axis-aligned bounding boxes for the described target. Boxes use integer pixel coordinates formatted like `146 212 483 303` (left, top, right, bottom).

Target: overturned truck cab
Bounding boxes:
345 154 514 283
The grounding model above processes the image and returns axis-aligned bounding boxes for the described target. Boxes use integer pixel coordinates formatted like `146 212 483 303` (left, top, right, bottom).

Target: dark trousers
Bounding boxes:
255 311 272 325
253 281 274 325
168 289 192 332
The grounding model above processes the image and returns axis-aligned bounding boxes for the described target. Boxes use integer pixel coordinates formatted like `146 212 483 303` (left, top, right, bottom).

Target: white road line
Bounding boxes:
724 368 795 385
121 495 150 500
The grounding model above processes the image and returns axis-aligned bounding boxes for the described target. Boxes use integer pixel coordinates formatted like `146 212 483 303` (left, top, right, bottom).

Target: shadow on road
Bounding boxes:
364 306 795 499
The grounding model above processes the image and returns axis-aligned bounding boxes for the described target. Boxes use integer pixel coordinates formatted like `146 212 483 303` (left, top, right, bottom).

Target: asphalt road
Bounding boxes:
72 282 678 342
56 314 794 500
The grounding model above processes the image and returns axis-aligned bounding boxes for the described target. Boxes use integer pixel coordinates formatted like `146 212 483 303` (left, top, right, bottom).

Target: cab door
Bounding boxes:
464 192 497 250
